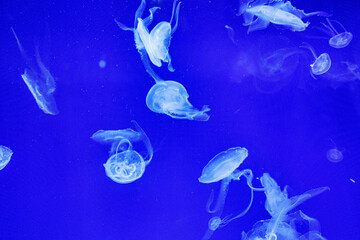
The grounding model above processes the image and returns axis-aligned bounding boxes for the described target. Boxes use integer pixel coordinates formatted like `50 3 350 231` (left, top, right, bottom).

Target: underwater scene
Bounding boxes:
0 0 360 239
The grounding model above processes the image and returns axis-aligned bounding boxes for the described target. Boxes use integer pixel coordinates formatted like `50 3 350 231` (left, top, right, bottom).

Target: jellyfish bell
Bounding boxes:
104 149 146 184
146 80 210 121
0 145 13 171
326 139 344 163
199 147 248 183
300 43 331 78
315 18 353 48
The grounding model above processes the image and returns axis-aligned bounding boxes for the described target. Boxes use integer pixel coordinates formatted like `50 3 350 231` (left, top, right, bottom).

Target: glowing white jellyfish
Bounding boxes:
11 27 59 115
300 42 331 78
316 18 353 48
0 145 13 171
242 173 329 240
238 0 329 33
326 139 344 163
92 121 153 184
146 80 210 121
199 147 263 240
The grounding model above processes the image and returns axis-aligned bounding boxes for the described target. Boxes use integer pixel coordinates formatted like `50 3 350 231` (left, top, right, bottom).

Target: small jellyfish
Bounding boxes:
316 18 353 48
199 147 263 240
93 121 153 184
237 0 329 33
0 145 13 171
326 139 344 163
146 80 210 121
115 0 181 79
11 27 59 115
300 42 331 78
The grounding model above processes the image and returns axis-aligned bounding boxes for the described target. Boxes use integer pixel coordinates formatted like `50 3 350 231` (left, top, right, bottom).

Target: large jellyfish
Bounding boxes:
0 145 13 171
115 0 181 78
300 42 331 78
237 0 329 33
146 80 210 121
242 173 329 240
315 18 353 48
91 121 153 184
11 27 59 115
199 147 263 240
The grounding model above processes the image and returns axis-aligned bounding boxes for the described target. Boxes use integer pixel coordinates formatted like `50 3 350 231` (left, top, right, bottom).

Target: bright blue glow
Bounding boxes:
146 80 210 121
98 60 106 68
0 145 13 171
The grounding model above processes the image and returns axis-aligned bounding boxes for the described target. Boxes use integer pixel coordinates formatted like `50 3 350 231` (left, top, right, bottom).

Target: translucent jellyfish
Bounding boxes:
341 61 360 80
115 0 181 79
199 147 263 240
326 139 344 163
0 145 13 171
146 80 210 121
93 121 153 184
11 27 59 115
316 18 353 48
300 43 331 78
91 128 142 154
237 0 329 33
242 173 329 240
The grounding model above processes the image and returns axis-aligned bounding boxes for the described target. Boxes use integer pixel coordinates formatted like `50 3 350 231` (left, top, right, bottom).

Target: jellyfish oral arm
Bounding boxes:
131 120 154 165
206 177 231 214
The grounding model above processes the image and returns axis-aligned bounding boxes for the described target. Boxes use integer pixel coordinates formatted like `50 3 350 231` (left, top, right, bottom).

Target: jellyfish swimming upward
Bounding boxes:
238 0 329 33
91 121 153 184
0 145 13 171
242 173 329 240
199 147 263 240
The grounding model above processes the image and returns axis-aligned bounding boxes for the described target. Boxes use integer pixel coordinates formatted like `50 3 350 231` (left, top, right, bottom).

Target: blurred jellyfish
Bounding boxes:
315 18 353 48
300 42 331 78
199 147 263 240
146 80 210 121
11 27 59 115
92 121 153 184
98 60 106 68
254 47 302 93
115 0 181 80
242 173 329 240
0 145 13 171
237 0 329 33
326 139 344 163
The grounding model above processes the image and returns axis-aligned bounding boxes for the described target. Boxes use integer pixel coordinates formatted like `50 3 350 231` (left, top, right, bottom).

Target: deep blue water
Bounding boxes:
1 0 360 239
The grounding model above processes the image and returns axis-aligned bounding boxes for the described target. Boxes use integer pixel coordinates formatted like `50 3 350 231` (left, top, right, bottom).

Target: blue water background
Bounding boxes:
0 0 360 239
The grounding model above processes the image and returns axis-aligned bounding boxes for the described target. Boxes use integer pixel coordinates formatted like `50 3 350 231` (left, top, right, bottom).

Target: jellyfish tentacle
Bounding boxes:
329 19 348 33
131 120 153 165
207 177 231 214
143 7 161 27
171 1 182 34
114 18 134 32
134 0 147 27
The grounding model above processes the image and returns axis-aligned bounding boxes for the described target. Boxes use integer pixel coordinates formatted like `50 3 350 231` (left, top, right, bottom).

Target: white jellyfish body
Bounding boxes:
0 145 13 171
146 80 210 121
300 43 331 78
317 18 353 48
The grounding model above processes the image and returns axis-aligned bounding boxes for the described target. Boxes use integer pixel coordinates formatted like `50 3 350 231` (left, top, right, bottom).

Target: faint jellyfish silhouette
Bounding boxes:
11 27 59 115
237 0 329 33
242 173 329 240
326 139 344 163
254 47 301 93
315 18 353 48
115 0 181 79
300 42 331 78
0 145 13 171
199 147 263 240
146 80 210 121
92 121 153 184
341 61 360 80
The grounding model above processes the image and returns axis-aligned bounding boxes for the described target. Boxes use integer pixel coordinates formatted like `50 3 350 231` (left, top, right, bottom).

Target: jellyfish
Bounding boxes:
237 0 329 34
341 61 360 80
93 121 153 184
315 18 353 48
242 173 329 239
115 0 181 79
146 80 210 121
0 145 13 171
11 27 59 115
300 43 331 78
326 139 344 163
199 147 264 240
